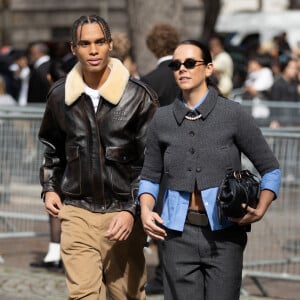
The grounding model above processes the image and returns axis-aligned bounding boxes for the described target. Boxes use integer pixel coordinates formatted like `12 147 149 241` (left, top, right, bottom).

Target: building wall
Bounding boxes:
2 0 203 49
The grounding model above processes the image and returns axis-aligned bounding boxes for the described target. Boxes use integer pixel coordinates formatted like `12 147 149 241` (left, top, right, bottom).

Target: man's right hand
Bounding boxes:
44 192 63 217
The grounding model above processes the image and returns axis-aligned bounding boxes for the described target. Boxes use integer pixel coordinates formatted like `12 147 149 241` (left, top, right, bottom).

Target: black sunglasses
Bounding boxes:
168 58 206 71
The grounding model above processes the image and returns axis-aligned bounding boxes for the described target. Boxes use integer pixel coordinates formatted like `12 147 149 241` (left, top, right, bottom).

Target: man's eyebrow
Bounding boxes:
78 37 106 43
78 39 89 44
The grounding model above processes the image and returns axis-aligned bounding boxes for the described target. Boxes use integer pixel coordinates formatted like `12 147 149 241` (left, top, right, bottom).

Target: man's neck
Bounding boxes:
83 66 110 90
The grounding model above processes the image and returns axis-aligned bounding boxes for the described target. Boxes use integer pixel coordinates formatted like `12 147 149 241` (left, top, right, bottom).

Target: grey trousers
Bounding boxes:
161 223 247 300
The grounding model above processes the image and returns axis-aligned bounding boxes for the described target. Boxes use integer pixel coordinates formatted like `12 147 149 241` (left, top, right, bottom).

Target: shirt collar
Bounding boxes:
34 55 50 68
173 87 219 124
182 90 209 110
157 55 173 66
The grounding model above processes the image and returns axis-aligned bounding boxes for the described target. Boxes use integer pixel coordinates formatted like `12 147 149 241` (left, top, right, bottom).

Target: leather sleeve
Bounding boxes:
38 98 66 201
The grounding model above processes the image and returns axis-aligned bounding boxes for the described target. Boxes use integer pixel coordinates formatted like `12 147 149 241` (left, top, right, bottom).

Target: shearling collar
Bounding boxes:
65 57 130 106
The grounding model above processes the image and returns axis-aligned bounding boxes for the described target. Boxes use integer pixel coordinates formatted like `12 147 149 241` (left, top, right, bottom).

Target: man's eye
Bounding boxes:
96 39 106 45
78 41 89 47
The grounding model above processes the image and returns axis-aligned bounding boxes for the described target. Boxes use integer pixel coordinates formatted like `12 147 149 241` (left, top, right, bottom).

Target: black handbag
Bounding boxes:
217 170 260 225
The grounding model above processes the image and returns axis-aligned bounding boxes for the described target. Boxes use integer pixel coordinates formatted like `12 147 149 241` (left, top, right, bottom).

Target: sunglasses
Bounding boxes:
168 58 206 71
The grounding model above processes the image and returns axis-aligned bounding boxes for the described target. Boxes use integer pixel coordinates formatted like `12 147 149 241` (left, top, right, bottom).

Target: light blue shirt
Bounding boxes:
138 168 281 232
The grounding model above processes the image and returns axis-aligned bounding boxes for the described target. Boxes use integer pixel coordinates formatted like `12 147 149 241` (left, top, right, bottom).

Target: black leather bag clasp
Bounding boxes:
217 170 260 225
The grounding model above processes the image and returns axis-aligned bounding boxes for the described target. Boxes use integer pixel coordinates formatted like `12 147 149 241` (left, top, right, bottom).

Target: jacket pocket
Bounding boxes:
61 146 81 195
105 145 138 196
105 145 137 163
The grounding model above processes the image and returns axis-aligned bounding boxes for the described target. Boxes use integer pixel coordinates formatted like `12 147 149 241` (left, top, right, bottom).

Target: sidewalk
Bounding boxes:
0 236 297 300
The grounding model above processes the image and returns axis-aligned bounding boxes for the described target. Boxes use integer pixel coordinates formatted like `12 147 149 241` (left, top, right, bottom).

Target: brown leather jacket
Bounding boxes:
39 58 158 216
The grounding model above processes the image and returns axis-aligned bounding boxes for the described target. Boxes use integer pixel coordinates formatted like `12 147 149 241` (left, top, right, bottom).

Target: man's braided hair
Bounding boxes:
71 15 112 46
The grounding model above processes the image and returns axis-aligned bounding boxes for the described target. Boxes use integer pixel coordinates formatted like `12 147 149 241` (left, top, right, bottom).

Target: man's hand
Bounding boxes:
44 192 63 217
105 211 134 241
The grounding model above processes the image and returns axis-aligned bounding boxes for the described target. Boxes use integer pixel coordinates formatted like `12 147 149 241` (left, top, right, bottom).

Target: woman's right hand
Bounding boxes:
139 193 167 240
141 208 167 240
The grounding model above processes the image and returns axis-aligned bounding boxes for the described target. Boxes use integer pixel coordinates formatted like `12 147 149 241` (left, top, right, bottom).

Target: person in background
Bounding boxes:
0 49 16 99
27 41 51 103
243 54 274 100
110 31 140 78
38 15 157 299
275 31 292 61
0 74 16 105
269 58 300 127
142 23 180 107
140 22 180 295
138 39 281 300
270 58 299 102
209 34 234 97
10 50 30 106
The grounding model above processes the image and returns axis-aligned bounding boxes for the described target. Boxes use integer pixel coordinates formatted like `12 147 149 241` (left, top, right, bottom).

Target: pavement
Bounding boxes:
0 236 298 300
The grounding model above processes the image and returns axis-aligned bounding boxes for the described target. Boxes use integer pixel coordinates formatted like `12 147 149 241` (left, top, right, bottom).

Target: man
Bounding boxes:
38 15 157 300
27 41 51 103
140 22 180 296
142 23 180 107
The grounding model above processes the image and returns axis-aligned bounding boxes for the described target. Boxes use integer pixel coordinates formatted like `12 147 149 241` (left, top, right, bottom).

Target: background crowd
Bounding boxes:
1 30 300 108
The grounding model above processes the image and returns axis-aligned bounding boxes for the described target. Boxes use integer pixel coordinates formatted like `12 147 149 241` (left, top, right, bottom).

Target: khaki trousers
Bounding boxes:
58 205 147 300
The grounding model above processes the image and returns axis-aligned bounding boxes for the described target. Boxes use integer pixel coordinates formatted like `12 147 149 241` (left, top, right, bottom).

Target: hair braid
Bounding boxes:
71 15 112 46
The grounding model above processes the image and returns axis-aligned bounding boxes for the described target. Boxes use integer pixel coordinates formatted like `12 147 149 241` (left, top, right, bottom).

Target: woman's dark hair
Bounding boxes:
177 39 222 96
179 39 212 65
71 15 112 46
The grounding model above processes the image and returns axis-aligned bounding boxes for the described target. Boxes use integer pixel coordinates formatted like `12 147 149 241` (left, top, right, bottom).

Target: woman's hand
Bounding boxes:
140 193 167 240
141 208 166 240
230 189 275 225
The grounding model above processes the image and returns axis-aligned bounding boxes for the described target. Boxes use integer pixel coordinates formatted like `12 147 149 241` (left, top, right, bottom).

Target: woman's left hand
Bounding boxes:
229 189 275 226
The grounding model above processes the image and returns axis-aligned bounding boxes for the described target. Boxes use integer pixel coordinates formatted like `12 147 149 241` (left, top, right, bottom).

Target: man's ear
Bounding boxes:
70 42 76 55
109 41 113 52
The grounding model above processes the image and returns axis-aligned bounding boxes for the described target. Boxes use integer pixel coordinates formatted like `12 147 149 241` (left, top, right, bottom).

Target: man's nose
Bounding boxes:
90 43 98 54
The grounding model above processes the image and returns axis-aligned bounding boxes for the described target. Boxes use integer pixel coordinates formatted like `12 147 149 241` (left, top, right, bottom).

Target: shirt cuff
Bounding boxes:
261 168 282 198
138 179 160 203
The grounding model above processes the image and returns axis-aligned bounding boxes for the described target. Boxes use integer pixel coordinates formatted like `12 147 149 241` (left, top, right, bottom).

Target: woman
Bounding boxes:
138 40 281 300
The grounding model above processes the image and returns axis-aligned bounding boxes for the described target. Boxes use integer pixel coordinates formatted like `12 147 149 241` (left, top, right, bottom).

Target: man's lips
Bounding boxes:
87 59 101 66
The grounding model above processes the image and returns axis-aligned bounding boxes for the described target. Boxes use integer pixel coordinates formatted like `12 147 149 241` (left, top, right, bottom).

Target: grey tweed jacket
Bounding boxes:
141 88 279 192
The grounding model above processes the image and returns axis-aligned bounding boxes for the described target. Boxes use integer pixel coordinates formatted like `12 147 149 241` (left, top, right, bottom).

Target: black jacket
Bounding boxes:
141 59 180 107
28 59 51 103
39 58 158 216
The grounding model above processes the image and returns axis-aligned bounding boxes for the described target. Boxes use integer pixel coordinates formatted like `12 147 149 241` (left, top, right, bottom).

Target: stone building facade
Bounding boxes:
0 0 203 48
